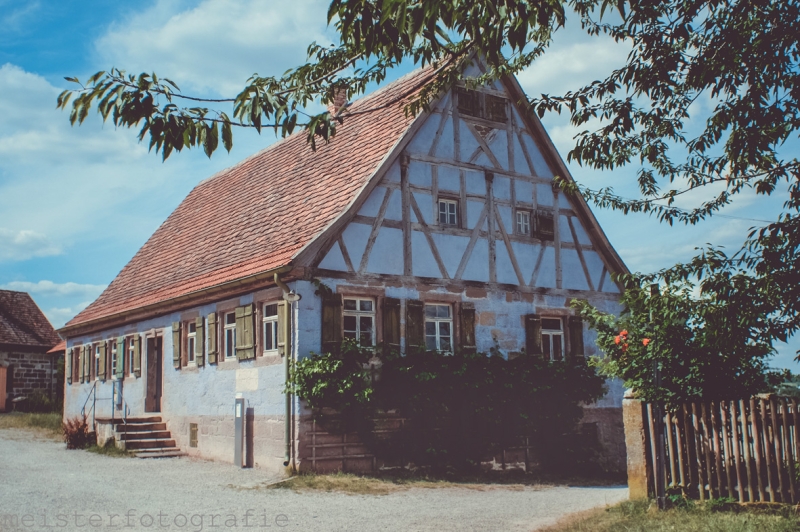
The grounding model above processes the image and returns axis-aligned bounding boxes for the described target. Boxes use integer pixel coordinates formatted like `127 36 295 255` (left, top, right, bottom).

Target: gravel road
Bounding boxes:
0 429 627 532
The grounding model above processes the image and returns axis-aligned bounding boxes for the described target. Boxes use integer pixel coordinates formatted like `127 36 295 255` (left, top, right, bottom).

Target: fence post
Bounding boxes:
623 389 652 499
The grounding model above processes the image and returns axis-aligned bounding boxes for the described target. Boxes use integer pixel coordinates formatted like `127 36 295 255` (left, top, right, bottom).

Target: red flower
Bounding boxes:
620 330 628 337
642 338 651 347
614 336 621 345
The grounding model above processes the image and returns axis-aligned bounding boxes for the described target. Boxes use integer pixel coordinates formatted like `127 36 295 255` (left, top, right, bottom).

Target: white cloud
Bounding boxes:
0 228 61 262
95 0 333 96
43 301 93 329
1 280 106 298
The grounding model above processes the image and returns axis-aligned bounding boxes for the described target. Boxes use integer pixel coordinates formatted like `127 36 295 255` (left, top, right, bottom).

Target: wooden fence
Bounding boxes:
643 395 800 503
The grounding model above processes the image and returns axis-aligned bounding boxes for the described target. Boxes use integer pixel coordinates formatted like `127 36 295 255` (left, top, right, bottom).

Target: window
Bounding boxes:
516 210 531 235
128 337 136 377
94 344 101 380
262 303 279 353
456 87 508 123
343 298 375 346
224 312 236 360
187 322 197 364
110 341 117 379
425 304 453 352
541 318 564 361
533 209 555 241
438 199 459 226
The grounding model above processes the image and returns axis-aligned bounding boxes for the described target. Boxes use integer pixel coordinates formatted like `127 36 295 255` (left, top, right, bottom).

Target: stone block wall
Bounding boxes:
0 350 58 402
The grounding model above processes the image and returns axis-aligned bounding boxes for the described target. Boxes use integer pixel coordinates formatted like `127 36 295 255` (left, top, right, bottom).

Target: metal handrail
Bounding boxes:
80 381 98 428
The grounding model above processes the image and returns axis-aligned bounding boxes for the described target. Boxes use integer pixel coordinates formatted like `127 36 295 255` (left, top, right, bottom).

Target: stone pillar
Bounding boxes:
622 389 651 499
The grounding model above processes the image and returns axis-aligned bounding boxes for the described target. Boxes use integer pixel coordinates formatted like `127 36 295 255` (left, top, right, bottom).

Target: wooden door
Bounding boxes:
0 366 6 412
145 336 162 413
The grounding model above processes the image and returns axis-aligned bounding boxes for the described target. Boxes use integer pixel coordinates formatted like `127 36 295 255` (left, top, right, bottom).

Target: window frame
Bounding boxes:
533 209 555 242
128 337 136 377
110 340 117 380
541 317 565 361
223 311 237 360
262 302 280 355
342 297 377 347
186 321 197 365
424 303 454 353
437 197 460 227
94 344 101 381
515 209 531 236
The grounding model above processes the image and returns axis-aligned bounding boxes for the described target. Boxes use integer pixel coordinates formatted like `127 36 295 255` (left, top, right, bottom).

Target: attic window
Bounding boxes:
456 87 508 124
533 210 555 241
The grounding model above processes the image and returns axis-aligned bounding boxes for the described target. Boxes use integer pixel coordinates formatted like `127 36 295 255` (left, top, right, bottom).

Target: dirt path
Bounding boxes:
0 429 627 531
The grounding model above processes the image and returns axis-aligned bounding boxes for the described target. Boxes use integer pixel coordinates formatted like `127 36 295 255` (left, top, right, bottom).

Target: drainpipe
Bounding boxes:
274 273 301 468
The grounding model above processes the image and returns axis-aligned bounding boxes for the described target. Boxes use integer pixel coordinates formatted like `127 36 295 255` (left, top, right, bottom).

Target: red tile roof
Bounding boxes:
47 340 66 354
0 290 61 350
67 67 436 329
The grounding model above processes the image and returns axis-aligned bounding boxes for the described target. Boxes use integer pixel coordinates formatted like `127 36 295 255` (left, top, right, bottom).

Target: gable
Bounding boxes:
0 290 60 349
310 70 626 294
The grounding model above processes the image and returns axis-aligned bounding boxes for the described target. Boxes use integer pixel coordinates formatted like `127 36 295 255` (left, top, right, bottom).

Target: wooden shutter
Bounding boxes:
115 337 125 379
405 300 425 352
382 297 401 353
236 304 255 360
277 300 290 357
133 335 141 377
207 313 217 364
568 316 585 361
459 302 476 353
85 345 91 381
78 346 84 383
90 344 97 381
172 322 182 369
321 293 343 354
525 314 543 358
66 347 72 385
195 316 205 366
100 342 109 381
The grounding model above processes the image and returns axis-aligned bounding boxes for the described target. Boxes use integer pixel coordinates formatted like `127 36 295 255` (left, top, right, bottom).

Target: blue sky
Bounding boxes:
1 0 796 369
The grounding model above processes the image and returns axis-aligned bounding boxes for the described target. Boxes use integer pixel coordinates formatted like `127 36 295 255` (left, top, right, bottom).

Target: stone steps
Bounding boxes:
108 416 183 459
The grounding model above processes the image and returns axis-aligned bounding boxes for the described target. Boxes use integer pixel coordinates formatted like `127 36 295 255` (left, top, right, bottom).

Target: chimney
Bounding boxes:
327 88 348 117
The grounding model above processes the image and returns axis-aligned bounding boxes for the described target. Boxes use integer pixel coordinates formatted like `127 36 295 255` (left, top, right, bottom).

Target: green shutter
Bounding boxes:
79 346 84 383
83 345 90 382
116 337 125 379
321 293 342 354
66 347 72 385
172 322 182 369
207 313 217 364
525 314 543 358
568 316 585 361
405 300 425 352
277 301 288 357
99 342 107 381
195 316 205 366
459 303 476 354
133 335 141 377
236 305 255 360
382 297 401 354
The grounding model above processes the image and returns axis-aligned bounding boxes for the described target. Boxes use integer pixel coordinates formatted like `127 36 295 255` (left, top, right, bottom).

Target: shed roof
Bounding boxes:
66 67 435 329
0 290 61 351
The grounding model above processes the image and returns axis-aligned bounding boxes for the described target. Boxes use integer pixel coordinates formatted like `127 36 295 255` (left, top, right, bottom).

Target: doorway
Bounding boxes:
145 336 163 413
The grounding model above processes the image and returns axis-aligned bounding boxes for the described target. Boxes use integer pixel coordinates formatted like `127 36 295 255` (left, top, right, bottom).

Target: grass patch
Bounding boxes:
86 440 133 458
0 412 62 437
267 468 613 495
541 499 800 532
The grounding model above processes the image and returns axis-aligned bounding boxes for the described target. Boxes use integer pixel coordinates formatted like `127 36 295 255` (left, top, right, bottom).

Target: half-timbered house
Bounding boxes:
61 62 628 471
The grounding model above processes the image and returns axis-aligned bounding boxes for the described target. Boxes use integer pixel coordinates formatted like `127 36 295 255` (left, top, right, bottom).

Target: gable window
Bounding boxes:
263 303 279 353
541 318 564 361
438 199 459 226
456 87 508 124
343 298 375 346
533 209 555 241
425 304 453 352
187 322 197 365
224 312 237 360
516 210 531 235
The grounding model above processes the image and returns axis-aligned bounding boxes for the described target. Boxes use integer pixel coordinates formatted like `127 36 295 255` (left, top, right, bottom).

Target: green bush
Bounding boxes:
288 341 606 473
14 389 62 413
